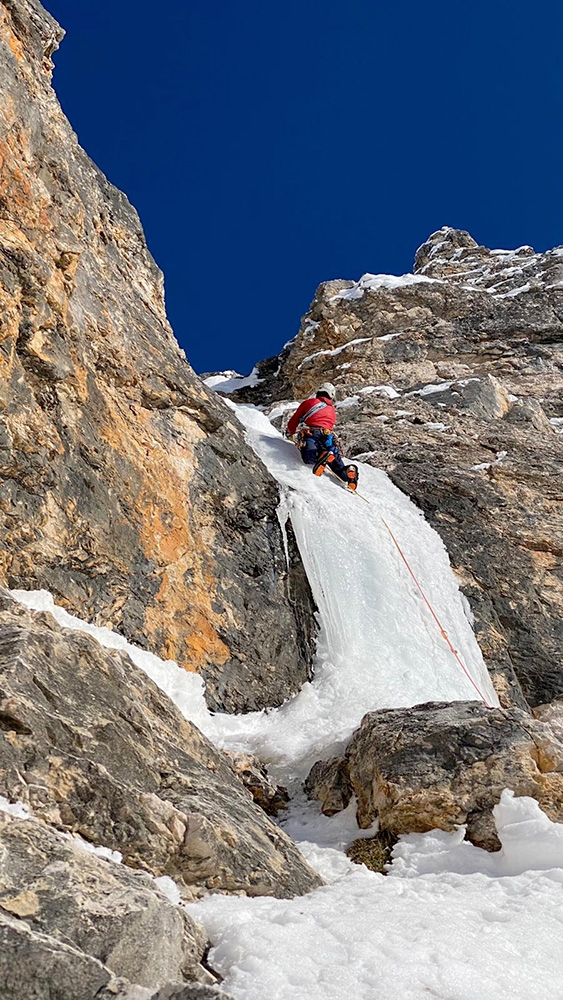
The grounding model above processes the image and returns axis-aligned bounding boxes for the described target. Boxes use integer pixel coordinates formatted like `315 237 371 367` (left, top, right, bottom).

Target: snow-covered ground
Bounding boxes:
191 792 563 1000
10 402 563 1000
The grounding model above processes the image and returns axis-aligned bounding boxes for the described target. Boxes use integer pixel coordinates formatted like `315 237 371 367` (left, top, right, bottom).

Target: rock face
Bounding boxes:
224 751 290 817
0 811 213 990
0 0 316 714
0 907 233 1000
305 701 563 851
235 226 563 708
0 591 321 898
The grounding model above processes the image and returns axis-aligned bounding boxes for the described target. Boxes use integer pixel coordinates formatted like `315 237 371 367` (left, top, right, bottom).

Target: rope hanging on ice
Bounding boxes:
380 517 493 709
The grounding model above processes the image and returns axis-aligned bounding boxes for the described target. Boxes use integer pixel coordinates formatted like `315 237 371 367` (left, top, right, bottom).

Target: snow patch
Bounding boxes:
0 797 32 820
391 791 563 878
188 793 563 1000
204 367 263 393
154 876 184 906
297 337 371 370
69 836 123 865
267 400 300 422
331 272 439 302
9 589 212 735
335 395 360 409
365 384 400 399
497 283 532 298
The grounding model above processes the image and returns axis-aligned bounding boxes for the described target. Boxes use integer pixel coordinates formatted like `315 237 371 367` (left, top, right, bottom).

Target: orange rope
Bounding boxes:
381 518 493 709
323 460 492 707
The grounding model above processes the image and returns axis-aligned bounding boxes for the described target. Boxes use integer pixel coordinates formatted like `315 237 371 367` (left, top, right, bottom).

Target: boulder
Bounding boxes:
306 701 563 850
151 986 233 1000
504 397 553 432
0 910 126 1000
0 908 233 1000
224 752 289 816
409 375 510 420
0 811 212 989
0 592 321 898
303 757 352 816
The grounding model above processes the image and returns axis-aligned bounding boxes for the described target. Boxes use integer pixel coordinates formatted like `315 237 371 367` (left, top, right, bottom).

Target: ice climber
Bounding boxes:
285 382 359 491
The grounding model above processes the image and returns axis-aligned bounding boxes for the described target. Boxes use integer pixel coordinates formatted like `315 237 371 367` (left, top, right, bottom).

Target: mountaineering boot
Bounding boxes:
345 464 359 491
313 450 335 477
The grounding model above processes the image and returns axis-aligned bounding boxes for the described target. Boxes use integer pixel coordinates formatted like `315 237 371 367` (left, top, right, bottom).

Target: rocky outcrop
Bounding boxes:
234 226 563 708
0 0 316 714
0 811 213 990
0 910 131 1000
0 591 321 898
151 988 233 1000
0 908 233 1000
305 701 563 850
303 756 352 817
224 751 289 817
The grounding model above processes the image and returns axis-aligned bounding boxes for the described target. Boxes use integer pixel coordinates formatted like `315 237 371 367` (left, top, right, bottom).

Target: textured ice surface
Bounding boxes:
210 404 497 780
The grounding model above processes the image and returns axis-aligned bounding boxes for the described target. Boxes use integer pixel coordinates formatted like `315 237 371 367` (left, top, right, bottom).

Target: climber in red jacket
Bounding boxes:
286 383 359 491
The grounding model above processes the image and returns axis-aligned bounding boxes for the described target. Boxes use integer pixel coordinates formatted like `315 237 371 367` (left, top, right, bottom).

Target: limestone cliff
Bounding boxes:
234 226 563 710
0 5 323 990
2 0 563 994
0 0 316 714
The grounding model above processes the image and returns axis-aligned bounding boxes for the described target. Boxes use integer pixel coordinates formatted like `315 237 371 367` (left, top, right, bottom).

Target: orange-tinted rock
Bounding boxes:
0 0 316 712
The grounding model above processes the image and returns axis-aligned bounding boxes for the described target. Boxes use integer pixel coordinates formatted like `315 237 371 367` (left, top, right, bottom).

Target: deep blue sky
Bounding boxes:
45 0 563 374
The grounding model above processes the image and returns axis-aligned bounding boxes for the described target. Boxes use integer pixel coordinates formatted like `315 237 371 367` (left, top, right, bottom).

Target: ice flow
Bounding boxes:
204 403 498 782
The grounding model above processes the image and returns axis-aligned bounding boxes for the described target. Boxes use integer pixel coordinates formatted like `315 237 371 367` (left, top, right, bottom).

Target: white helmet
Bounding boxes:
317 382 336 401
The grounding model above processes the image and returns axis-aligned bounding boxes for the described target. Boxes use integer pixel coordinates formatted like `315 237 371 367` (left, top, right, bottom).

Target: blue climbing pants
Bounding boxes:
298 427 349 482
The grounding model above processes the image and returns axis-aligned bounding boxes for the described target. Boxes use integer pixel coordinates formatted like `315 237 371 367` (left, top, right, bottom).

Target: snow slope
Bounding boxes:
190 805 563 1000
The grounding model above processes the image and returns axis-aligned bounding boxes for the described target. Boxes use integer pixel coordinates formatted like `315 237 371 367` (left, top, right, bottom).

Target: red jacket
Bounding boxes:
287 396 337 436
